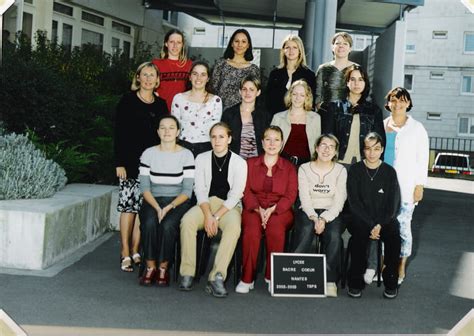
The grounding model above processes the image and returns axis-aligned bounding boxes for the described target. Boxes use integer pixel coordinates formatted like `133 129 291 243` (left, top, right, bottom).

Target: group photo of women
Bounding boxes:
114 27 429 300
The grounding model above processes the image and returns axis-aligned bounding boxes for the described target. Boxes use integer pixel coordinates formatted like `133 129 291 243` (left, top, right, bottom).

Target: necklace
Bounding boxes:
213 151 229 172
138 90 154 104
364 160 381 181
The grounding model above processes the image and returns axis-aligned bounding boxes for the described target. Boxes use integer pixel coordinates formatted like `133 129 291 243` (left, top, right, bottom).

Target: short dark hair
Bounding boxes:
158 114 180 130
384 87 413 112
364 132 384 147
344 65 371 102
223 29 254 61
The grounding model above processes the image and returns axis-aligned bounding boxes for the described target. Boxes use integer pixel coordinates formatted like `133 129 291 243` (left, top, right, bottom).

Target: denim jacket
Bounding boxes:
320 99 385 161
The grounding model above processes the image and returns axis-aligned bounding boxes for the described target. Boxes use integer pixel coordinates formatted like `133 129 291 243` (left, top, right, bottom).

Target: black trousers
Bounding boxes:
348 221 401 290
293 208 345 282
139 196 191 265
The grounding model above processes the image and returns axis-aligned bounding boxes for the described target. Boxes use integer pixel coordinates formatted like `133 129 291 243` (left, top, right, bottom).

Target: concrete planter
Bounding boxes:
0 184 117 270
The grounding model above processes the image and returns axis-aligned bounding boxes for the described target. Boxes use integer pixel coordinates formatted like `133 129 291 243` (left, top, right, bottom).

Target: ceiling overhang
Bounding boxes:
146 0 423 34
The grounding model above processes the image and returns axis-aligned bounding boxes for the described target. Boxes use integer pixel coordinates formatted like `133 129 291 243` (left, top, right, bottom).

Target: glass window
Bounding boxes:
51 20 58 42
432 31 447 39
458 115 474 136
464 32 474 53
430 71 444 80
404 74 413 91
406 30 417 53
53 2 73 16
112 21 131 35
462 75 474 94
123 41 131 58
22 12 33 41
112 37 120 54
62 23 73 51
24 0 33 4
81 29 103 50
82 11 104 26
426 112 441 120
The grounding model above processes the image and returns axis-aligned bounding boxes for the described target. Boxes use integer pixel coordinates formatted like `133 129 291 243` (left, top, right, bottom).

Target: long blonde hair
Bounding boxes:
284 80 313 111
278 34 307 69
160 29 188 65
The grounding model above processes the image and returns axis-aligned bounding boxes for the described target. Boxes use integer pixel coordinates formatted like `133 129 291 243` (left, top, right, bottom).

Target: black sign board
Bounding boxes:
271 253 326 297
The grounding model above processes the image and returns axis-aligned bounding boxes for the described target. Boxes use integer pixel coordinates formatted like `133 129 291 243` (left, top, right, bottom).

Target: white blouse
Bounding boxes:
171 93 223 143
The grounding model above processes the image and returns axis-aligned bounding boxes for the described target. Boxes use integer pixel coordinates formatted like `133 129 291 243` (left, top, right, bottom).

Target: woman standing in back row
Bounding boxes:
315 32 357 109
266 34 315 116
210 29 260 111
153 29 192 112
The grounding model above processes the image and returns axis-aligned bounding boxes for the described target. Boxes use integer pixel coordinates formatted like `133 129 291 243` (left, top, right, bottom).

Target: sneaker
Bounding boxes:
235 281 254 294
206 272 228 298
348 287 362 298
363 269 376 285
326 282 338 297
383 288 398 299
179 275 194 291
397 276 405 286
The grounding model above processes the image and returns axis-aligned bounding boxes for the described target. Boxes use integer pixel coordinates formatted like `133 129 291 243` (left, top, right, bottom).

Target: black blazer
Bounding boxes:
266 65 316 116
221 103 270 156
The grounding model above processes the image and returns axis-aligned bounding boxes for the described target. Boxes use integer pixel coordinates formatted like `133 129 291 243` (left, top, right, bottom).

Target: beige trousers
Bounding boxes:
179 197 241 281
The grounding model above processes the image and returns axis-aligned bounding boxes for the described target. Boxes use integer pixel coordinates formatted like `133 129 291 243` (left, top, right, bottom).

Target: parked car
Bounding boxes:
431 152 474 175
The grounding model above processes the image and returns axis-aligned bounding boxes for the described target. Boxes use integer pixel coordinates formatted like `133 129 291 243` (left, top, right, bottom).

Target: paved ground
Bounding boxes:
0 180 472 335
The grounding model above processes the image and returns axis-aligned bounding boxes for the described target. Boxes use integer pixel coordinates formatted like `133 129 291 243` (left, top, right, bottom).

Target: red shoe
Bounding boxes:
139 268 156 286
156 267 170 287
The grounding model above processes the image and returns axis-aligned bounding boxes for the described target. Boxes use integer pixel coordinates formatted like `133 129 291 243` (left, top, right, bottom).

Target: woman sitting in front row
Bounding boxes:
138 115 195 286
293 134 347 297
236 126 298 294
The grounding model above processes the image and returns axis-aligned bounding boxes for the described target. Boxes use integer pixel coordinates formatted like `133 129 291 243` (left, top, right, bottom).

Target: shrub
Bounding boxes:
0 133 67 200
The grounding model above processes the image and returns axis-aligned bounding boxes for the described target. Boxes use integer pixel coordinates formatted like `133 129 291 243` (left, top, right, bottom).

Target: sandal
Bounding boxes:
140 267 157 286
132 253 141 266
120 256 133 272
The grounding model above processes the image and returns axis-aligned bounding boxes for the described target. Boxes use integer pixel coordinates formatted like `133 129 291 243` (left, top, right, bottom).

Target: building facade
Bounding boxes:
404 0 474 139
2 0 172 57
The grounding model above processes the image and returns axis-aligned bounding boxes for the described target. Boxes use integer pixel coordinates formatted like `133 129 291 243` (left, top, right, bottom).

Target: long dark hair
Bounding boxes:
344 65 371 103
223 29 254 61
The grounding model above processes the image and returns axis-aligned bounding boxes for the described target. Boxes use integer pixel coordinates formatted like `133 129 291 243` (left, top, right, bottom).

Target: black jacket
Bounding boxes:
266 65 316 116
320 99 386 161
221 103 270 156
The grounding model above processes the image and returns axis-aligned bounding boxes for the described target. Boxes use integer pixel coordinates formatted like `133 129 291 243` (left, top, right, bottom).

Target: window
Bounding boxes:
112 21 131 35
193 27 206 35
404 74 414 91
62 23 73 51
53 2 73 16
22 12 33 41
112 37 120 54
427 112 441 120
430 71 444 80
406 30 417 52
458 115 474 136
464 32 474 53
51 20 58 42
462 75 474 94
432 31 447 39
81 29 103 50
123 41 131 59
24 0 33 4
82 11 104 26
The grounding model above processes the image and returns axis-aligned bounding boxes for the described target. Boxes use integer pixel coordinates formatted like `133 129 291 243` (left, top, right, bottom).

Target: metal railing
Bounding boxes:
429 137 474 154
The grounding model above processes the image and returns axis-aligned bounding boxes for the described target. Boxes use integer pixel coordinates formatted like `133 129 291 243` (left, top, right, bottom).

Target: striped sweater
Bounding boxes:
139 146 195 198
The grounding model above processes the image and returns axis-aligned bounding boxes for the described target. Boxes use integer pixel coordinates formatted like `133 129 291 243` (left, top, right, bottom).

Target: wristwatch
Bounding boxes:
213 214 220 221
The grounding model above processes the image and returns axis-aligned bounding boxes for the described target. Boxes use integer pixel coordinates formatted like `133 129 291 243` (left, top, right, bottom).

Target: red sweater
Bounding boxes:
152 58 192 112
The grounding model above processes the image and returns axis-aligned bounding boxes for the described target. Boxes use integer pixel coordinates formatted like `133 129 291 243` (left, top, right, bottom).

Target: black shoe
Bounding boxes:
383 287 398 299
348 287 362 298
179 275 194 291
206 272 228 298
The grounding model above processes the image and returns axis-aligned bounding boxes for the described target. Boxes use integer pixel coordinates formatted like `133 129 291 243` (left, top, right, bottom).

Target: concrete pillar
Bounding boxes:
304 0 337 70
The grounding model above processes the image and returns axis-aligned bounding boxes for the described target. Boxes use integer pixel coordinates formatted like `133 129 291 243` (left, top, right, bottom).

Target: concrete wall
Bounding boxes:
0 184 115 270
404 0 474 139
373 20 407 113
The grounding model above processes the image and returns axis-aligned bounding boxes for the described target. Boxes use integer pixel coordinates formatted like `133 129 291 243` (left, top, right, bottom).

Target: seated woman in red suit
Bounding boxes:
236 126 298 293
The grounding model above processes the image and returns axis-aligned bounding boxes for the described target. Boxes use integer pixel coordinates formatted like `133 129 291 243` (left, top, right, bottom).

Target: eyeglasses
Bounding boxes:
319 143 336 151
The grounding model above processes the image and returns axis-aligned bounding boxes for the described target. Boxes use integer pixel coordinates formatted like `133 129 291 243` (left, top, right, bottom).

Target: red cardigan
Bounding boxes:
243 155 298 215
